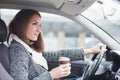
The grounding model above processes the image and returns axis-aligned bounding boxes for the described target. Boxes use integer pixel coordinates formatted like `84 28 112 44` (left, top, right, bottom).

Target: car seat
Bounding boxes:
0 18 13 80
0 62 13 80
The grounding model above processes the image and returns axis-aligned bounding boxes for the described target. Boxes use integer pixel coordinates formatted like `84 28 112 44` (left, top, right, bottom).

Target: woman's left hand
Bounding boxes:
84 43 107 55
90 43 107 54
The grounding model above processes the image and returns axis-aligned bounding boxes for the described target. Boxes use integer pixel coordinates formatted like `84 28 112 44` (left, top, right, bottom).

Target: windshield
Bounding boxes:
81 0 120 44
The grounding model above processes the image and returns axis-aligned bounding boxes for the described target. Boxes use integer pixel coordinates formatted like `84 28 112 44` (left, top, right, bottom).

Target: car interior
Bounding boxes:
0 12 119 80
0 0 120 80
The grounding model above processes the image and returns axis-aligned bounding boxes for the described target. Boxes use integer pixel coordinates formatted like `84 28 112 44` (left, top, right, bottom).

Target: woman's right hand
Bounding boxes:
49 63 71 79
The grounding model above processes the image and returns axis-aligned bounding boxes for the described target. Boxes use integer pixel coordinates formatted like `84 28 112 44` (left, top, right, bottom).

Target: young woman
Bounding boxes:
8 9 106 80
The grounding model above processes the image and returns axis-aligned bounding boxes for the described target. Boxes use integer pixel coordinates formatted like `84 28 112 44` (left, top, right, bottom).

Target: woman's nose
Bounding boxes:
36 26 40 32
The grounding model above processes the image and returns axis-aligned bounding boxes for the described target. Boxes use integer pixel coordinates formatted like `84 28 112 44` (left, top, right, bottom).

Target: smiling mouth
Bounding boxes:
34 33 39 35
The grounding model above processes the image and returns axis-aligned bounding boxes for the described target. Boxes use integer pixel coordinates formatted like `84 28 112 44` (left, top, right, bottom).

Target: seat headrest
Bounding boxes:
0 19 7 42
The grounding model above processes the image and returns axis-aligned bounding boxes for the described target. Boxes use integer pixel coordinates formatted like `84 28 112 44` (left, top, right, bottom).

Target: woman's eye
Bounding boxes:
33 23 37 25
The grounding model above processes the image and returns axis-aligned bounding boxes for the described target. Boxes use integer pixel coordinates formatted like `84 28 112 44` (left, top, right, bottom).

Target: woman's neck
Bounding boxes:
21 37 34 46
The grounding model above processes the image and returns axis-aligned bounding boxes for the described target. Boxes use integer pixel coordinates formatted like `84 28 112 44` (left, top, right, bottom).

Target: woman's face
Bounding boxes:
25 14 41 41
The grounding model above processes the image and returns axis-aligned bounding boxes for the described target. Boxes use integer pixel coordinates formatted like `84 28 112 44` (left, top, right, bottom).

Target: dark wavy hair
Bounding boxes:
8 9 44 52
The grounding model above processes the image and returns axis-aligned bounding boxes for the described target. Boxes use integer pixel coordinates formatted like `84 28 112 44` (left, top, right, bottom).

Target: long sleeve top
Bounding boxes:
9 40 84 80
43 48 84 62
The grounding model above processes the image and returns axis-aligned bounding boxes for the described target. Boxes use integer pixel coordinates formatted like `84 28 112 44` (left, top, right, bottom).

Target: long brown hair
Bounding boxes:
8 9 44 52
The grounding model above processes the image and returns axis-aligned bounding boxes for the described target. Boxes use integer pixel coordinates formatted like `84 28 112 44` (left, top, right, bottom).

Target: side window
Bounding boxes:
41 13 101 50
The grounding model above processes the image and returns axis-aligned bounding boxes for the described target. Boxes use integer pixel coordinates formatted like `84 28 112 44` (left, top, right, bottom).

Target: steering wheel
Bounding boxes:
81 47 105 80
